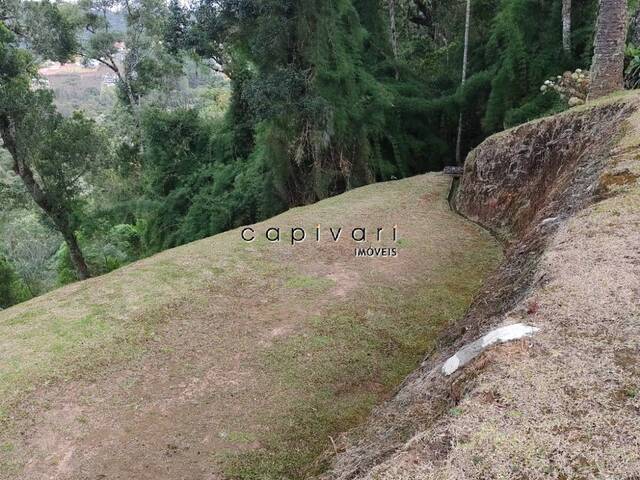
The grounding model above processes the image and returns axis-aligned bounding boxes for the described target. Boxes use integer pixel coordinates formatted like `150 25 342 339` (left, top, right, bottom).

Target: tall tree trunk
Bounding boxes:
388 0 400 79
0 117 91 280
630 5 640 46
455 0 471 166
562 0 572 52
59 225 91 280
588 0 628 100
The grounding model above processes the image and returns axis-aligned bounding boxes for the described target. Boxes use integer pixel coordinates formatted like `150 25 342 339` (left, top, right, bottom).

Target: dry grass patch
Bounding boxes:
0 174 501 480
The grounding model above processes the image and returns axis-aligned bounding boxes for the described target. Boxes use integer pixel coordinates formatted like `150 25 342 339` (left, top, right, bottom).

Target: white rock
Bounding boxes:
442 323 539 376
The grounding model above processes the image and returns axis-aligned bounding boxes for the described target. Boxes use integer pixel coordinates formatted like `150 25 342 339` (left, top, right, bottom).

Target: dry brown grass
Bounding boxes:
0 174 501 479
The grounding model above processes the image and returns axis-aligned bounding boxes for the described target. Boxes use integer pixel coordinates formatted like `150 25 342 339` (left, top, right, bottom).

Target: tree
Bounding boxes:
388 0 400 79
165 0 187 54
189 0 239 79
2 213 60 296
455 0 471 165
630 4 640 46
193 0 389 206
589 0 627 100
0 105 103 280
0 13 105 280
562 0 571 52
0 256 21 309
77 0 181 124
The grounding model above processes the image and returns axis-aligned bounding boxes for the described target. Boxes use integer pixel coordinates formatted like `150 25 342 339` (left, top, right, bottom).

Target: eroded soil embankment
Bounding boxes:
322 95 640 479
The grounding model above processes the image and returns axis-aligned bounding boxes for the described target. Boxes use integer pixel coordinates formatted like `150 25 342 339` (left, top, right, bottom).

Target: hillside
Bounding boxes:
0 175 501 479
3 1 640 478
3 93 639 480
323 94 640 479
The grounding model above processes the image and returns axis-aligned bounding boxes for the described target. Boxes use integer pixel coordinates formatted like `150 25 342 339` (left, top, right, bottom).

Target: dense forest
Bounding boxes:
0 0 638 307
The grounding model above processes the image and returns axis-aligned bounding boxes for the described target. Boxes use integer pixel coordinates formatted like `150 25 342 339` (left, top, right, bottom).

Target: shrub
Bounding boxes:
0 257 28 309
541 69 590 106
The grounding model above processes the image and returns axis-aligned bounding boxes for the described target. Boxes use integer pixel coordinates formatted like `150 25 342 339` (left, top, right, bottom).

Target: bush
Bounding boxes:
55 224 144 285
625 44 640 90
0 257 28 309
541 69 590 106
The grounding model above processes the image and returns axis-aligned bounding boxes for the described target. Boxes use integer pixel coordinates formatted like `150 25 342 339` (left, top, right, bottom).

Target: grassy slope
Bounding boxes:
0 174 501 479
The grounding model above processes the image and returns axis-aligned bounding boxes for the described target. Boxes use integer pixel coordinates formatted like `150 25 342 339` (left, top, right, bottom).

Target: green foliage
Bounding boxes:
87 30 123 63
1 0 77 61
480 0 597 131
1 10 107 282
0 0 623 306
1 212 60 295
227 0 392 202
137 107 279 252
625 43 640 89
0 150 27 209
0 24 38 113
22 0 78 60
112 0 608 262
55 243 77 286
55 223 142 285
3 81 109 234
164 0 187 54
34 112 107 213
0 257 25 309
504 92 566 127
0 258 17 309
77 0 183 107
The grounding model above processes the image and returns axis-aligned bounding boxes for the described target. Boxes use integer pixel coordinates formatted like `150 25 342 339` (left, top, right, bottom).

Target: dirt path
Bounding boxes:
0 174 501 480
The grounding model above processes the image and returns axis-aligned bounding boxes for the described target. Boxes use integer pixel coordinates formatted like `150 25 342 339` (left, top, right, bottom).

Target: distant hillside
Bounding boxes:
41 10 125 116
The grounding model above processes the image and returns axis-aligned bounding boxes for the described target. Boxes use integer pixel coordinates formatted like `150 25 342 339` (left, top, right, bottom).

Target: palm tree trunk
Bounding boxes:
562 0 571 52
588 0 628 100
455 0 471 166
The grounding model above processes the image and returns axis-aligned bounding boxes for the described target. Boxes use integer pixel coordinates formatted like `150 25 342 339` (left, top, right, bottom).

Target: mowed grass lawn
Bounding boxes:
0 174 501 479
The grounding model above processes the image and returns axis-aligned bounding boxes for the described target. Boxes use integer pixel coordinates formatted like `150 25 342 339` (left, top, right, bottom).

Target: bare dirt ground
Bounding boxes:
0 174 500 479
